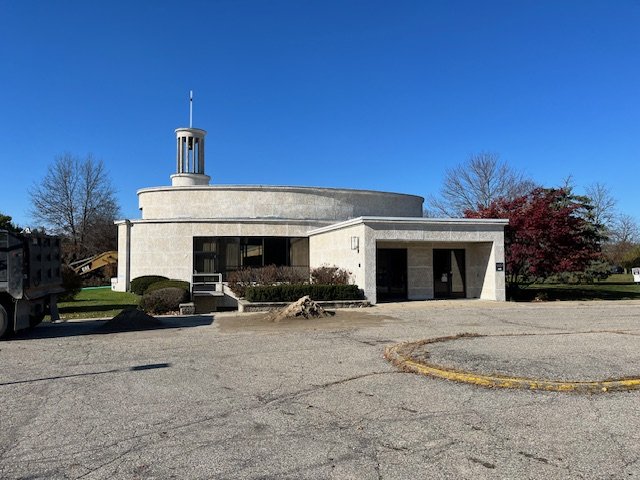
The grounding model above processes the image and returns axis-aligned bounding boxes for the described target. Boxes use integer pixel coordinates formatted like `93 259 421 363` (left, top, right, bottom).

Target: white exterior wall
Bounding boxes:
114 219 328 291
309 218 506 304
115 180 507 304
130 222 193 283
468 242 502 300
138 186 423 221
116 216 506 303
408 245 434 299
308 224 367 292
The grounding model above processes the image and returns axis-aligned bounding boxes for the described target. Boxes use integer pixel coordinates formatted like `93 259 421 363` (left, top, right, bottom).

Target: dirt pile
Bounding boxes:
99 308 164 332
268 296 335 323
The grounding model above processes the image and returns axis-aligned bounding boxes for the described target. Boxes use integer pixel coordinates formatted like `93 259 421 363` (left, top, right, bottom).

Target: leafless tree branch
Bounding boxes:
585 182 617 231
29 153 119 259
427 152 536 217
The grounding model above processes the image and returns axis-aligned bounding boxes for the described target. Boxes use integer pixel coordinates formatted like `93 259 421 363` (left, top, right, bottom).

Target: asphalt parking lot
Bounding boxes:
1 300 640 479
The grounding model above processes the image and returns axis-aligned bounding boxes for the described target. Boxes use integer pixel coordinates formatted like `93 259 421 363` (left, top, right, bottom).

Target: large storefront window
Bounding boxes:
194 236 309 278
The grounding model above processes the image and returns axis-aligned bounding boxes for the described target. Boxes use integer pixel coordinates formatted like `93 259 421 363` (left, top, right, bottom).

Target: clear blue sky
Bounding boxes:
1 0 639 226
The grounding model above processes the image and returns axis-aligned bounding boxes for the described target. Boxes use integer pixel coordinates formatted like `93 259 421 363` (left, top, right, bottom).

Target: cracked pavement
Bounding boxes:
1 300 640 479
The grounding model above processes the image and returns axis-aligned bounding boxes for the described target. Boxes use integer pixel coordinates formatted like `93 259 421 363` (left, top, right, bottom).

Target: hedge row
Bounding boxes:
146 280 190 294
130 275 169 295
227 265 310 298
244 284 364 302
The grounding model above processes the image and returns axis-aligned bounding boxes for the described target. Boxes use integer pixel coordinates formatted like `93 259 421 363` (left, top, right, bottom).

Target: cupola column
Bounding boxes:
171 127 211 186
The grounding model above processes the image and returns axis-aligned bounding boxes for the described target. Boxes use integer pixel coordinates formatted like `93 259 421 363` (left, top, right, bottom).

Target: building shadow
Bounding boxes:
0 363 172 387
9 315 214 341
58 302 139 314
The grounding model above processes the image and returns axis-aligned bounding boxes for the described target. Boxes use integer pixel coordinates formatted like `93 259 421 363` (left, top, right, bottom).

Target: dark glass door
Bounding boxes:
376 248 408 301
433 249 466 299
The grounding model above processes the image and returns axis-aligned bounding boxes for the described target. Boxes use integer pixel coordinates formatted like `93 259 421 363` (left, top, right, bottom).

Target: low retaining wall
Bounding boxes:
238 299 371 313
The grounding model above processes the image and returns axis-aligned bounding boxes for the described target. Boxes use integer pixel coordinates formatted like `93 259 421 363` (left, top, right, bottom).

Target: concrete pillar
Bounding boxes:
176 137 181 173
199 137 205 173
115 220 131 292
363 226 377 304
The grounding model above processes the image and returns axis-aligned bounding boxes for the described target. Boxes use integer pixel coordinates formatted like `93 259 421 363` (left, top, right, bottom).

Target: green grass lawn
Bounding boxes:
518 275 640 302
53 287 140 320
599 273 634 284
50 275 639 319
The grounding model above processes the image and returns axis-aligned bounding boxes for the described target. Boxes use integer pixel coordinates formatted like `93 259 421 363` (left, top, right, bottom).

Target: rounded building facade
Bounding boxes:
137 185 424 222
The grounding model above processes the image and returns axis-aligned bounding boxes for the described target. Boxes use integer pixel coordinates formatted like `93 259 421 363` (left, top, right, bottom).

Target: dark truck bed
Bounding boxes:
0 230 64 335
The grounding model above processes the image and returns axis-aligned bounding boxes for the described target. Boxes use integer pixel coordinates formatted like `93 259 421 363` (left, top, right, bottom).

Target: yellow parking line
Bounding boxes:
385 341 640 394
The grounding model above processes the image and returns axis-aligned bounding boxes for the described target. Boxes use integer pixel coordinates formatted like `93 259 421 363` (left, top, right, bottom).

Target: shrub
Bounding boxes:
130 275 169 295
139 287 189 314
59 265 82 301
583 260 613 283
545 260 611 285
146 279 190 294
310 266 351 285
227 265 309 297
244 284 364 302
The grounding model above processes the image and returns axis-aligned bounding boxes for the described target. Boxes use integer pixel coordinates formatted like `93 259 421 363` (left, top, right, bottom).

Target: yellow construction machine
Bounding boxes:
69 251 118 276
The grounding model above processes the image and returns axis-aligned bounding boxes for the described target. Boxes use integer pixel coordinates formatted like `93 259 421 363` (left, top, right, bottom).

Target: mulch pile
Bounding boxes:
99 308 164 332
267 296 335 323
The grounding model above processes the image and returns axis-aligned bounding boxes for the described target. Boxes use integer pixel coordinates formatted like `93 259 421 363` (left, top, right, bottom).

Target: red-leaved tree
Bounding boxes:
465 188 604 289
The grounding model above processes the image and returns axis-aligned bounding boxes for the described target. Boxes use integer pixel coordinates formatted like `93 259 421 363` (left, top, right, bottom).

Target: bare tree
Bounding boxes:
603 214 640 269
30 154 119 259
427 152 536 217
585 182 617 231
610 214 640 244
559 175 575 191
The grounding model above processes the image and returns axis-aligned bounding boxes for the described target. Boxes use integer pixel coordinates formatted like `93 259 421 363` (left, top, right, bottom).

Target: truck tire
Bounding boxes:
0 305 10 338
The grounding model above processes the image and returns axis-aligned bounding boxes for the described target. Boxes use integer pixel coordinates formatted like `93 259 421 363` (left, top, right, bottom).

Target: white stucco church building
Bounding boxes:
115 123 507 307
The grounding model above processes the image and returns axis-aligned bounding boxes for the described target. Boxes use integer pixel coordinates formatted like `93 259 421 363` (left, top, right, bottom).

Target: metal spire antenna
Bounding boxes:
189 90 193 128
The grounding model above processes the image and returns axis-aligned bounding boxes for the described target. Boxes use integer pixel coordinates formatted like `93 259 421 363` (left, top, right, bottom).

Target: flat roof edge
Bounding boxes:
308 216 509 235
115 218 332 226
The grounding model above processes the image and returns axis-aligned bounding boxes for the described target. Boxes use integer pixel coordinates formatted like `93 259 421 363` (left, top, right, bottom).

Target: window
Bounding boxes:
193 238 216 274
193 236 309 279
241 238 263 268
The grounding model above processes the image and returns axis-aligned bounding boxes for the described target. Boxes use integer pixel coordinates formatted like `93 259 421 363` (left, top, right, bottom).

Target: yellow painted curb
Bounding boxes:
385 337 640 394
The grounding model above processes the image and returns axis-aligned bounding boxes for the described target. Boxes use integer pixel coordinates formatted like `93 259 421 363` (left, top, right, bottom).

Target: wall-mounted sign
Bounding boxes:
496 262 504 272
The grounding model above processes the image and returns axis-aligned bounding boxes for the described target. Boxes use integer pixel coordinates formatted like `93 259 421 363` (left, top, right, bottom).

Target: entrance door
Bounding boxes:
376 248 407 301
433 249 466 299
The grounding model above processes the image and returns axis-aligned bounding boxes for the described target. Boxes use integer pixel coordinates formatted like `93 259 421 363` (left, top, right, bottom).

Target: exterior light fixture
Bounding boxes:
351 236 360 252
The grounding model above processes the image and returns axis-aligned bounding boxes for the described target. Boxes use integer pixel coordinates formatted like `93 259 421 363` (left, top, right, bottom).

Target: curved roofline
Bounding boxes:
175 127 207 135
136 184 425 201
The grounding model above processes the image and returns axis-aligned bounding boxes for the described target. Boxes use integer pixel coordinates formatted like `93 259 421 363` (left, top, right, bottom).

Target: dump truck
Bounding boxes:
0 229 64 337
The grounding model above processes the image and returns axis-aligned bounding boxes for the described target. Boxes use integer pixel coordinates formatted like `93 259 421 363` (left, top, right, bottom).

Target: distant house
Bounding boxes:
115 125 507 308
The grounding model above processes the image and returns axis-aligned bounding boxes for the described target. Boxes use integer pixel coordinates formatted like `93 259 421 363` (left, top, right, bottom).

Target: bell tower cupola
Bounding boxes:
170 91 211 186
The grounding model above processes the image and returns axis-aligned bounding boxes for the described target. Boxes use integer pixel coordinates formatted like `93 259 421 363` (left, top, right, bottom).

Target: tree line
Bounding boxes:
2 150 639 290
